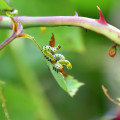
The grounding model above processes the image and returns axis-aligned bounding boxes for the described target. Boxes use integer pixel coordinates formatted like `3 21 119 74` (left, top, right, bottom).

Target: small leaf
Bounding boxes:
40 27 46 34
65 75 84 97
48 62 84 97
49 33 55 47
0 0 12 11
108 44 117 57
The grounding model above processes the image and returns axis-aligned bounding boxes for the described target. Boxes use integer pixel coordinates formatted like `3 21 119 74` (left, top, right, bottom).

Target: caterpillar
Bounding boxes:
41 45 61 63
53 54 72 72
53 53 65 61
42 45 61 52
53 60 72 72
41 45 72 72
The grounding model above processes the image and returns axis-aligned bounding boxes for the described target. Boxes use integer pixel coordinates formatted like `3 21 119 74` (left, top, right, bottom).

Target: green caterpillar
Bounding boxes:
53 54 72 72
53 53 65 61
41 45 72 72
41 45 61 63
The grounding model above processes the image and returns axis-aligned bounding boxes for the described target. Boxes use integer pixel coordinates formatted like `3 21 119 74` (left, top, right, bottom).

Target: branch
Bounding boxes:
0 32 20 50
0 7 120 46
102 85 120 106
0 19 23 50
0 82 10 120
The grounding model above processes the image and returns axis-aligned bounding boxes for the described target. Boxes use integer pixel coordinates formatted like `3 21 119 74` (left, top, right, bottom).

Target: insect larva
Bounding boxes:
53 60 72 72
41 45 61 63
53 54 65 61
42 44 72 72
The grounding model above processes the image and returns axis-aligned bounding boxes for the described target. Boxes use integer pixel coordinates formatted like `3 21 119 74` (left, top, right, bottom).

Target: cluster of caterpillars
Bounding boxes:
41 45 72 72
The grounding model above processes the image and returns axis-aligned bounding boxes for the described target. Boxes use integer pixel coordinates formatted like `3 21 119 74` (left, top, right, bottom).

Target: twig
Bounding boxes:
102 85 120 106
0 32 16 50
0 18 23 50
0 88 10 120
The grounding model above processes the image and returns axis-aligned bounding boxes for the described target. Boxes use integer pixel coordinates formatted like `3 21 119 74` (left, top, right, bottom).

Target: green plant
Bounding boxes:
0 0 120 120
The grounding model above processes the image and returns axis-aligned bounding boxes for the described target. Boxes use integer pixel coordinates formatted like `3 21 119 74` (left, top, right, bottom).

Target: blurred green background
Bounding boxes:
0 0 120 120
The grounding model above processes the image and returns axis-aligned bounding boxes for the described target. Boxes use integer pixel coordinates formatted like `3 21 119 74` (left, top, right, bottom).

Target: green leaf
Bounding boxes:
65 75 84 97
0 0 12 11
48 62 84 97
0 0 13 15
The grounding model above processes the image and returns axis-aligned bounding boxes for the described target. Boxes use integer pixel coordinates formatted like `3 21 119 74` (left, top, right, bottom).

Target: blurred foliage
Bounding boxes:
0 0 12 10
0 0 13 15
0 0 120 120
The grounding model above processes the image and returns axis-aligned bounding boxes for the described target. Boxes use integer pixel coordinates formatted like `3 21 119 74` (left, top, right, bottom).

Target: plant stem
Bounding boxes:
22 34 42 51
0 17 23 50
0 16 120 45
0 88 10 120
0 32 16 50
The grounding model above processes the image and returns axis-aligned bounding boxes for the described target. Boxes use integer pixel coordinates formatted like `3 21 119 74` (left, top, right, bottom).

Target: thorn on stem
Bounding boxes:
74 11 78 17
96 6 107 25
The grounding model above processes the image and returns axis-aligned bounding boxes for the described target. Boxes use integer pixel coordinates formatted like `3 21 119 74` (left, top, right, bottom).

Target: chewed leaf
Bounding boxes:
65 75 84 97
0 0 13 11
48 62 67 91
41 34 84 97
48 62 84 97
